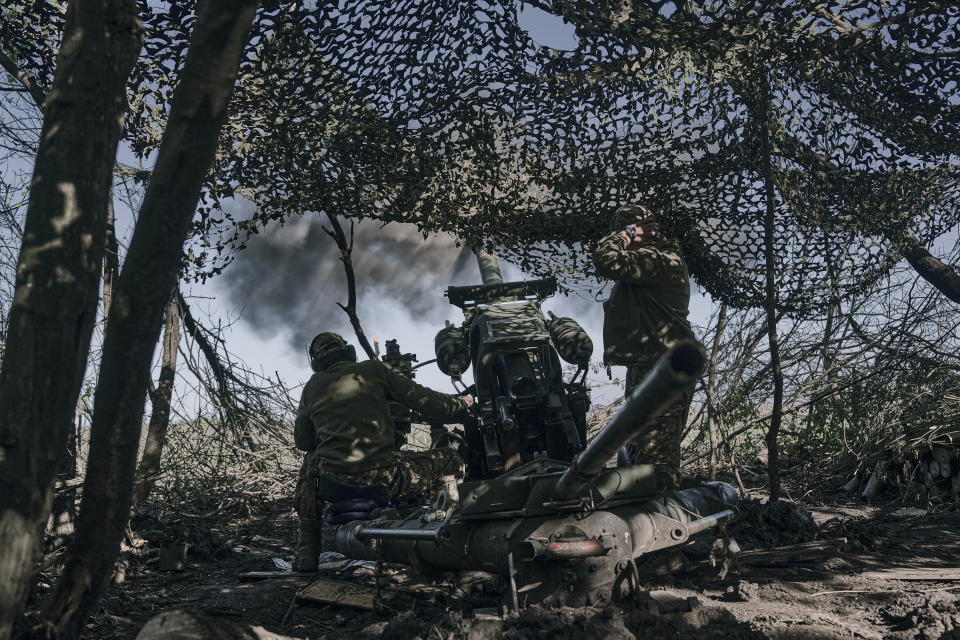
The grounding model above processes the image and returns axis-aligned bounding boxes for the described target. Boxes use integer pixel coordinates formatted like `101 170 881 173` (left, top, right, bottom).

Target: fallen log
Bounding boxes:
735 538 847 567
861 462 884 501
841 475 860 494
136 609 299 640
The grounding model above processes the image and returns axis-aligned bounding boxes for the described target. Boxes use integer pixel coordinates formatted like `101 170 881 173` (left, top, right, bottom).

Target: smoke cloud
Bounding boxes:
216 210 627 404
219 213 478 351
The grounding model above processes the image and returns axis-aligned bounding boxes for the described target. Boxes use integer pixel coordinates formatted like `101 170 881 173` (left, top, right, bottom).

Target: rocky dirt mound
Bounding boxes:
370 602 767 640
728 498 818 549
129 513 233 562
879 591 960 640
818 516 890 552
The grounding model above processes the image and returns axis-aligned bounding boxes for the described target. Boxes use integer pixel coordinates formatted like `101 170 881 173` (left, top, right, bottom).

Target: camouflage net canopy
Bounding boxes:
4 1 960 313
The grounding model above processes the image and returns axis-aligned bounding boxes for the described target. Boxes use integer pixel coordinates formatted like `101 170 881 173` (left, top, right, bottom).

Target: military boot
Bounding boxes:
294 518 321 572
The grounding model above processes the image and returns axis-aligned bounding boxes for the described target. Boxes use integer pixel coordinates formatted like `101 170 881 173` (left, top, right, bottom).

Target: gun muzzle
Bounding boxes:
554 340 706 499
473 247 504 285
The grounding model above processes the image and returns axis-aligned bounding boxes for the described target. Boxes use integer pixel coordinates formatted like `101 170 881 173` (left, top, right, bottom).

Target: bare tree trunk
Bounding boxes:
706 302 728 480
808 284 839 433
760 73 785 501
48 413 80 547
132 294 181 504
0 2 141 636
102 194 121 319
40 3 258 637
323 213 377 360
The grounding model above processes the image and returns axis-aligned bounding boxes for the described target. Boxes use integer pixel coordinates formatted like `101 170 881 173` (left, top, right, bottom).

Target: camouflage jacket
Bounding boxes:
592 231 695 367
294 360 468 473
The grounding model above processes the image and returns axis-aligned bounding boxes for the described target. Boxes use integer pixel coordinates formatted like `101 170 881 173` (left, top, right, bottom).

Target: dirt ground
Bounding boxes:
24 481 960 639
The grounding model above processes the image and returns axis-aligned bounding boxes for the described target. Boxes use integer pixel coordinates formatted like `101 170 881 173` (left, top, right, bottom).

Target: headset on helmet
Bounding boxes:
307 332 357 372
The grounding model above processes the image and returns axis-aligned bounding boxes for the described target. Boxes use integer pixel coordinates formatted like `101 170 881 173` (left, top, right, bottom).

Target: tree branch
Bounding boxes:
323 212 376 360
895 228 960 304
176 290 241 425
0 50 47 110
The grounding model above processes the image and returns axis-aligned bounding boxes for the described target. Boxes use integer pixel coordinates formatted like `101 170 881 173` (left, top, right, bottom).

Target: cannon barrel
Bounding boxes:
554 340 706 499
473 246 504 285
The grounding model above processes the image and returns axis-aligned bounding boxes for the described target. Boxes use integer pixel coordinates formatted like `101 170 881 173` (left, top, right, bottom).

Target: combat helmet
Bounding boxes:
609 203 656 231
307 332 357 372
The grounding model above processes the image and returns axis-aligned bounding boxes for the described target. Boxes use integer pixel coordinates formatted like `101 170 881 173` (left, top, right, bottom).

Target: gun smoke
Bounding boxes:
217 210 608 401
219 214 479 351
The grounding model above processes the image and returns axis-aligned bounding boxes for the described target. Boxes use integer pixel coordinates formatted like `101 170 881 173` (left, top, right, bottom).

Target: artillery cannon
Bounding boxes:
336 337 738 607
329 251 737 608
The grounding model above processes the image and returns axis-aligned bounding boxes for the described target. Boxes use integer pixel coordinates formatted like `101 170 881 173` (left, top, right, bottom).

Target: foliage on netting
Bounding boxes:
4 2 958 313
0 2 61 100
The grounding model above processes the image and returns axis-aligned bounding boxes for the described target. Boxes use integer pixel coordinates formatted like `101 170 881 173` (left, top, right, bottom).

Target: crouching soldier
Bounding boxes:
292 332 473 571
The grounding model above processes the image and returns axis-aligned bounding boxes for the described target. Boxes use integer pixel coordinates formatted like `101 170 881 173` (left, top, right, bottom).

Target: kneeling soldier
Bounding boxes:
292 332 472 571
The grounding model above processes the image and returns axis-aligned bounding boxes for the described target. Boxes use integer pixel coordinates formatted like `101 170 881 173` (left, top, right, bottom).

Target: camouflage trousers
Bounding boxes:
622 362 694 484
294 449 323 520
321 448 464 499
294 448 463 519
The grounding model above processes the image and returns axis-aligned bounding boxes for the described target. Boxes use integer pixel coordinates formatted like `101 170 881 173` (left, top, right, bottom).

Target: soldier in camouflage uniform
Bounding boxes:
293 332 473 571
592 204 699 484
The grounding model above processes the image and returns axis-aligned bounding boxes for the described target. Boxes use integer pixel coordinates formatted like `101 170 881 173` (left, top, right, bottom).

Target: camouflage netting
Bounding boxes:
4 1 960 313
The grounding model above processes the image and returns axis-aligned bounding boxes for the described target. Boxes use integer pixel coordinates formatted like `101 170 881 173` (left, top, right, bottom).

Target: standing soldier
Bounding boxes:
592 204 698 484
293 332 473 571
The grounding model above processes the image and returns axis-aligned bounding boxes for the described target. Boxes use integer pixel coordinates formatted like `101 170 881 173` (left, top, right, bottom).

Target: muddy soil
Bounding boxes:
22 493 960 639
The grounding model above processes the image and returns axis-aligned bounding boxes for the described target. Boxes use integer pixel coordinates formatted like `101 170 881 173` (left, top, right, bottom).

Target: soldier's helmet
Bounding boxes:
609 203 656 231
307 332 357 372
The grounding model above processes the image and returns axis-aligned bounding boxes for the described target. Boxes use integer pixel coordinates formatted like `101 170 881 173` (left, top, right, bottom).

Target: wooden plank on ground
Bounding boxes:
736 538 848 567
237 571 317 581
859 567 960 581
297 577 381 609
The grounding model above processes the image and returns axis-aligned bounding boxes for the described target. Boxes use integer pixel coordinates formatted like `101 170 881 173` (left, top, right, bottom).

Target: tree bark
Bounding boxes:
40 2 259 637
132 294 181 504
0 2 141 637
759 73 785 501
